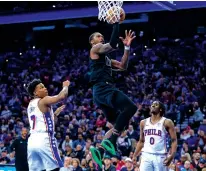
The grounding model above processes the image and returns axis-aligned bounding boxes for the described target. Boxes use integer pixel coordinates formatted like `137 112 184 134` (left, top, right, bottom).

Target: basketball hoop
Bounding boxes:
97 1 123 24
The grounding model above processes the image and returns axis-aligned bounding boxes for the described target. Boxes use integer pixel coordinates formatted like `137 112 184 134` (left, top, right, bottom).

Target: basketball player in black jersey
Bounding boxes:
88 22 137 169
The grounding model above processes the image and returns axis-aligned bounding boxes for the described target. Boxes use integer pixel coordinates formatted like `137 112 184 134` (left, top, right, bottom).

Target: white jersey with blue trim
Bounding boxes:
27 98 55 134
142 117 168 154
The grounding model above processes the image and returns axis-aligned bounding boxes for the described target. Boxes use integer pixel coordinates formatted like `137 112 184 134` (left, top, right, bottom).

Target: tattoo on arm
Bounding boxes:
60 87 68 98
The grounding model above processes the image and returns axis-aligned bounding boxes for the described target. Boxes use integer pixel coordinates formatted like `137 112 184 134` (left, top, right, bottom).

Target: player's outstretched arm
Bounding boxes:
163 119 177 166
40 80 70 106
92 23 119 54
133 120 145 160
111 30 136 70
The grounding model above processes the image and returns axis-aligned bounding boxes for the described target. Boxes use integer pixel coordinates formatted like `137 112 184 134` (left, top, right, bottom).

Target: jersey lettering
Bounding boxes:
144 129 162 137
150 137 155 145
142 117 167 154
27 98 54 134
30 115 36 130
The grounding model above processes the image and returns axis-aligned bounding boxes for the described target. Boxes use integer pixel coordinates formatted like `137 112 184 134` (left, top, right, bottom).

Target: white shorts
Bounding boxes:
28 133 63 171
140 152 168 171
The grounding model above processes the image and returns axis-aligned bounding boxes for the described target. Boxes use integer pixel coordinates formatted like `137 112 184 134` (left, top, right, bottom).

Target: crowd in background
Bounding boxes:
0 34 206 171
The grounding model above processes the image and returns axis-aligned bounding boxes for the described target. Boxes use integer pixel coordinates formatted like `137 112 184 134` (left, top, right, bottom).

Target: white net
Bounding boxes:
98 1 123 24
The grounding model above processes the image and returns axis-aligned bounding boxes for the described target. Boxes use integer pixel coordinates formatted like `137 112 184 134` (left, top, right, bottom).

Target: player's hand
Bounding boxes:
119 30 136 47
63 80 70 87
54 105 66 116
163 155 173 166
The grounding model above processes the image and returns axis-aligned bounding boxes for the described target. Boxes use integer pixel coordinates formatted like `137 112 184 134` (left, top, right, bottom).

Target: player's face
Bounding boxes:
150 101 160 115
93 33 104 44
34 83 48 98
21 128 27 137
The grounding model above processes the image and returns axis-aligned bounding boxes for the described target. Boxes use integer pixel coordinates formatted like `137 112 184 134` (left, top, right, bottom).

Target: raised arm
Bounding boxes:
91 23 120 54
111 30 136 70
39 80 70 106
133 120 145 160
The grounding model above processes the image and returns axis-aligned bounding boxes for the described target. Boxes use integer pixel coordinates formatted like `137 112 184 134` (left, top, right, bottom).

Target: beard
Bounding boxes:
151 110 158 115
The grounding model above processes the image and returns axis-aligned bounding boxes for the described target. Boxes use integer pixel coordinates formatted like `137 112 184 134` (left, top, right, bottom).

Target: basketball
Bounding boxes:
106 7 126 24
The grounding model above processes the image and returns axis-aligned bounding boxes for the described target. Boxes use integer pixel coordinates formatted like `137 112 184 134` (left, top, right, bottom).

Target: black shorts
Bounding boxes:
93 82 133 124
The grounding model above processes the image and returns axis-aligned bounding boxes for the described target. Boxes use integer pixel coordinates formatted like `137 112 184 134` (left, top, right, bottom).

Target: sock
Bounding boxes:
97 145 105 157
108 129 119 150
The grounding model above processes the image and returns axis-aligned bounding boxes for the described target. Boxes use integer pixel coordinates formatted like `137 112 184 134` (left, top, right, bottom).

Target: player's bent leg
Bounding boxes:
112 90 137 133
107 90 137 150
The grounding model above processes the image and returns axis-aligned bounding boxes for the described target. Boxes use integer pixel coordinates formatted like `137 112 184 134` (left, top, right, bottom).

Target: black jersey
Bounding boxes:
89 53 114 85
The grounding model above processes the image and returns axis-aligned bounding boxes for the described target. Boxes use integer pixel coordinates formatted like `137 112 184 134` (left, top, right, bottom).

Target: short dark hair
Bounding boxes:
26 79 42 97
158 101 166 116
89 32 99 45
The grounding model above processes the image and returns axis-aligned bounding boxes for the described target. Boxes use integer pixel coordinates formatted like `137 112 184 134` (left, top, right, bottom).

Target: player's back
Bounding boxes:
27 98 54 135
142 117 168 155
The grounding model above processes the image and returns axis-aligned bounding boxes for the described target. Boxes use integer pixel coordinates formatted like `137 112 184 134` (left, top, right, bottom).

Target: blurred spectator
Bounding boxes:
103 153 116 171
199 119 206 133
61 135 73 151
117 131 132 156
127 125 138 141
191 102 204 128
181 127 192 140
196 158 206 171
186 129 199 149
0 105 12 119
120 158 134 171
183 160 192 171
96 115 106 128
111 156 125 171
73 145 84 161
72 158 82 171
86 159 97 171
73 133 86 149
60 156 73 171
191 152 201 168
81 158 87 171
0 148 10 164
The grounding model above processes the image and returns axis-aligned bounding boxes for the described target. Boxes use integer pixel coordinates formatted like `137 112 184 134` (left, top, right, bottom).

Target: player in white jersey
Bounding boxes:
26 79 70 171
133 101 177 171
